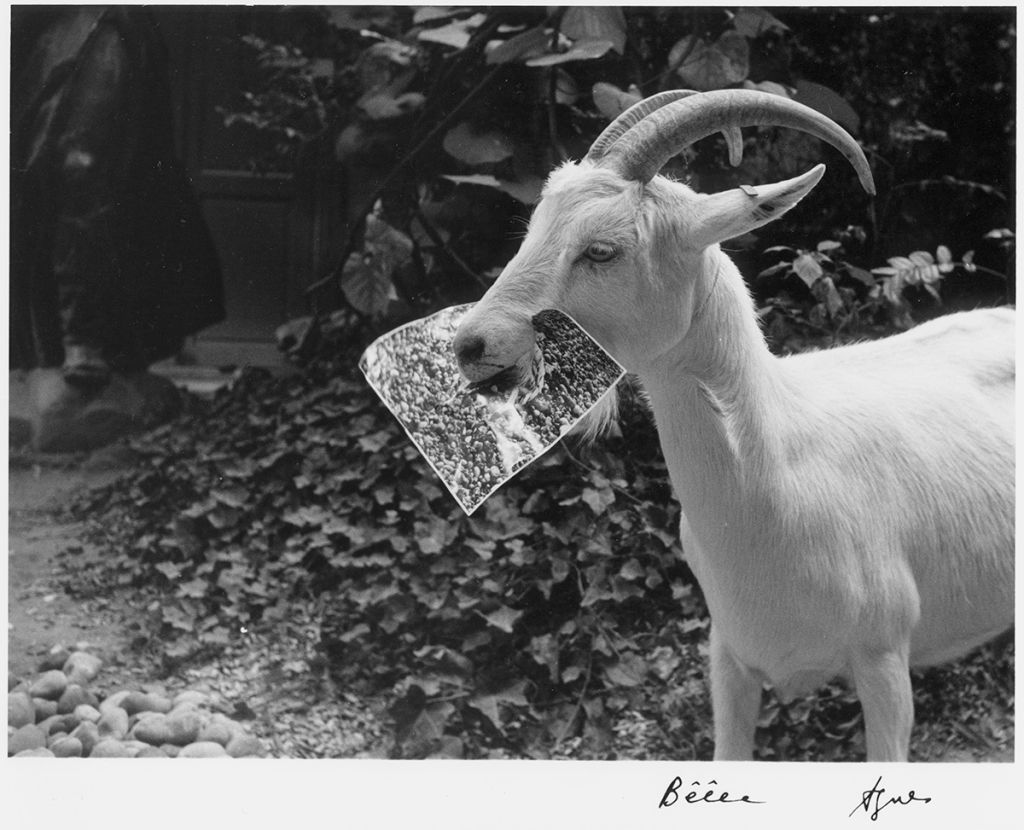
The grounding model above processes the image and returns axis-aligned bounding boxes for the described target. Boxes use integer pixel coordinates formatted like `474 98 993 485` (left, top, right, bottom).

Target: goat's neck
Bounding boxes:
638 249 789 545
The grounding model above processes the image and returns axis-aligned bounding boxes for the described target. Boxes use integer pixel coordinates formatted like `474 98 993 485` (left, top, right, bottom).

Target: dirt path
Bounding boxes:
7 453 149 683
7 451 388 758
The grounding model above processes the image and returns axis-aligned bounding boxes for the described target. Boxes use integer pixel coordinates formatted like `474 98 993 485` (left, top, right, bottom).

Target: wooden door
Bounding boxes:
153 7 343 368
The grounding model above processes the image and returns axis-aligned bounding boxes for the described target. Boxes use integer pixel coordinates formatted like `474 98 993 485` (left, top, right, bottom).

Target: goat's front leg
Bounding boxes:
709 626 762 760
851 646 914 762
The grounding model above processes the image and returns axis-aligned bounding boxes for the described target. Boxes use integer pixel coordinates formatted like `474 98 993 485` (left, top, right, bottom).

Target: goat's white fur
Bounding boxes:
454 160 1014 761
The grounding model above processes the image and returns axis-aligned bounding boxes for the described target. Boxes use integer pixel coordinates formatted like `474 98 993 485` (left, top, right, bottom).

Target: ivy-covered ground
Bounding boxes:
31 324 1014 761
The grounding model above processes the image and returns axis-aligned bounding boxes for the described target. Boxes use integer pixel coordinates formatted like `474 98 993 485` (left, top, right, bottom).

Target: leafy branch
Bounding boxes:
306 61 510 306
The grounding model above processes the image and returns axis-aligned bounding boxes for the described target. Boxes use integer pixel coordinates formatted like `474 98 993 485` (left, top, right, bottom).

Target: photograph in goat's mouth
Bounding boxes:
360 305 625 514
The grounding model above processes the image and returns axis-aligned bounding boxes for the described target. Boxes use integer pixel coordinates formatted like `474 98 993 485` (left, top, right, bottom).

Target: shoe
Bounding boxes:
62 342 112 389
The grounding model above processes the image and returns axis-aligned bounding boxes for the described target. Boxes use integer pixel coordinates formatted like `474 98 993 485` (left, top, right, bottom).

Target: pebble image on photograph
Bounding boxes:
360 304 625 514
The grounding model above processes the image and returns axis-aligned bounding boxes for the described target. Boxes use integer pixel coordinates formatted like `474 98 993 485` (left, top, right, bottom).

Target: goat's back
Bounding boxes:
776 307 1014 667
790 307 1013 386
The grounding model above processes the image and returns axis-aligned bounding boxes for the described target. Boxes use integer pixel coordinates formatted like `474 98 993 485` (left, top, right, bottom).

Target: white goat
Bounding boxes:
452 89 1014 761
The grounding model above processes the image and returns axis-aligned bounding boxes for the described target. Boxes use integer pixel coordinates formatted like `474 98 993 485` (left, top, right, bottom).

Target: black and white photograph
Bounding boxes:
360 304 624 513
4 4 1017 828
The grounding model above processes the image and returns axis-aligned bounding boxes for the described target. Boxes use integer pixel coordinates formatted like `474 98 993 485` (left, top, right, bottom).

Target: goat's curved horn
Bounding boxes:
587 89 699 162
588 89 745 167
600 89 876 195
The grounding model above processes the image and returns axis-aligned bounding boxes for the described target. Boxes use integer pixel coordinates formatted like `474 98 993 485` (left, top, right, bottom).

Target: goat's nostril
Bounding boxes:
455 334 486 365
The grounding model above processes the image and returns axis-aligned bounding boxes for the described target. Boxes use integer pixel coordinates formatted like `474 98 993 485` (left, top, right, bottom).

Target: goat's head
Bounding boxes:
453 89 875 380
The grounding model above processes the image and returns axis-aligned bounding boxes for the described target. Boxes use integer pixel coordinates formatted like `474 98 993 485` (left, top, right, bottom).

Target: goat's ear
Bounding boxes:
692 164 825 248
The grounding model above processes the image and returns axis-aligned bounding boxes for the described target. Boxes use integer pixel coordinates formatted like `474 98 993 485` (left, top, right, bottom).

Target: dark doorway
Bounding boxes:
154 7 343 368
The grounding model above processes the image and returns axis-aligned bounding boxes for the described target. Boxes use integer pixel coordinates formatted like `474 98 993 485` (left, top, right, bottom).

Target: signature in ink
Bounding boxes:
659 777 765 808
849 775 932 821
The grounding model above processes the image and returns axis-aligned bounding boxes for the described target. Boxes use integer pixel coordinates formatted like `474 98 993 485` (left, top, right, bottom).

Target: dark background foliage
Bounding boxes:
62 7 1015 759
223 5 1013 338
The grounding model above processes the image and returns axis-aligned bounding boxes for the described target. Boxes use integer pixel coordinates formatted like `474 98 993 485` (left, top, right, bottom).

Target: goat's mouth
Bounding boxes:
453 345 545 403
468 364 521 393
456 356 510 384
444 365 519 407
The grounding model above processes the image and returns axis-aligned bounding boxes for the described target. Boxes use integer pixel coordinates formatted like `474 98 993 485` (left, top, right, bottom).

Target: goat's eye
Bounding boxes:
584 241 617 263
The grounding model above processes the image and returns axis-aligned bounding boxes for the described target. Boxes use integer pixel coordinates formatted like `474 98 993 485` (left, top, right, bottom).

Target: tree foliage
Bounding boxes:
224 6 1013 335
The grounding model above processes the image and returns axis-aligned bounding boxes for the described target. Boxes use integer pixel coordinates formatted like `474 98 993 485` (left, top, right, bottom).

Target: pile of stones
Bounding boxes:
8 647 264 758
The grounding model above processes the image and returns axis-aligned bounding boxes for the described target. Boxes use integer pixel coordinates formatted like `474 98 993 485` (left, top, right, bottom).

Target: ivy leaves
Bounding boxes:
478 7 627 67
68 328 702 758
671 31 750 92
341 213 411 316
756 237 992 341
442 122 514 165
871 247 956 303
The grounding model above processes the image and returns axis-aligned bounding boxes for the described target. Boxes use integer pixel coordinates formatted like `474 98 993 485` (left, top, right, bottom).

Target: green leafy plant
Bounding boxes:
224 6 877 325
220 7 1013 338
755 226 1010 348
64 326 719 757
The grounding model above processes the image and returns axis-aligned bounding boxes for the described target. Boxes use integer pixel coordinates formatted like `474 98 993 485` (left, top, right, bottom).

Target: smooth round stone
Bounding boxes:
123 740 152 756
97 706 130 739
177 741 229 758
164 710 202 746
134 712 201 745
70 721 100 756
9 672 23 692
39 713 80 736
171 690 209 709
129 710 165 729
50 736 84 758
159 743 181 758
197 721 233 747
98 689 132 715
8 692 35 729
58 684 97 714
39 645 73 673
37 715 62 736
136 746 169 758
9 724 47 756
33 697 59 721
28 670 68 701
62 652 103 685
14 748 56 758
168 701 201 719
225 733 262 758
121 691 172 716
131 714 172 746
209 712 246 736
74 704 102 723
90 739 135 758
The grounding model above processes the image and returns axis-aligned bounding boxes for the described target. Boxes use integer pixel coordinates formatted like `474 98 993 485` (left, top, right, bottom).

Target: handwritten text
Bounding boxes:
659 777 765 808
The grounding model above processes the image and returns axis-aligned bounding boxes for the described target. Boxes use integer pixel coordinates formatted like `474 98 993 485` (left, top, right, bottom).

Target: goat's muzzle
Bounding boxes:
452 313 537 385
453 332 486 368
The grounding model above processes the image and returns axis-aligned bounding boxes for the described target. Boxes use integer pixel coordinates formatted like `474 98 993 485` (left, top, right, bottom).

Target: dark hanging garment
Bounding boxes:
10 6 224 371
